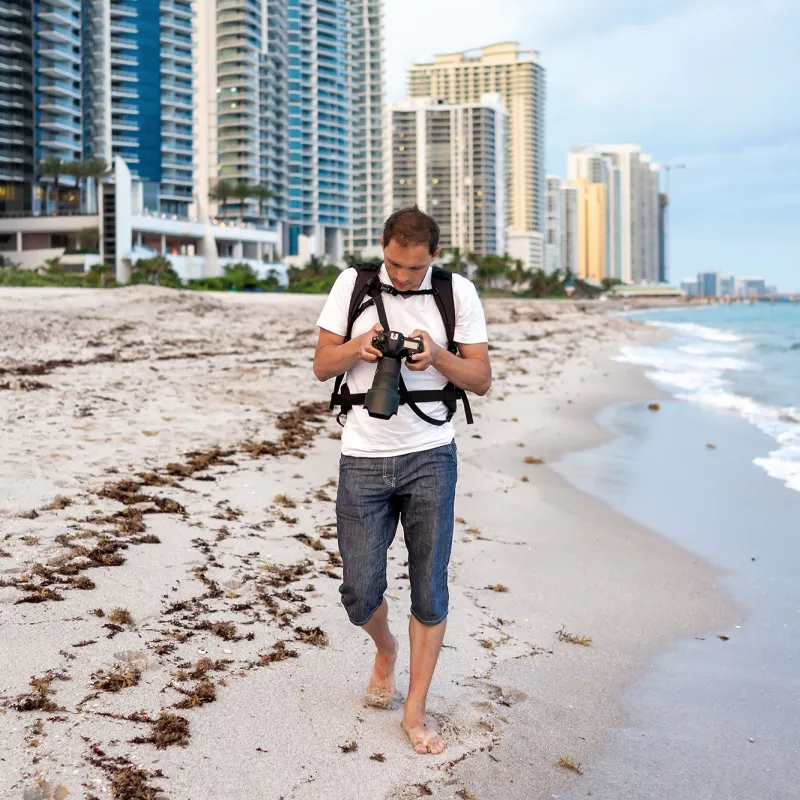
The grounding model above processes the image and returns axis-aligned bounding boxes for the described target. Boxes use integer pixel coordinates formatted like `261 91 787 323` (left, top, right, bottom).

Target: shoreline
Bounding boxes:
0 288 737 799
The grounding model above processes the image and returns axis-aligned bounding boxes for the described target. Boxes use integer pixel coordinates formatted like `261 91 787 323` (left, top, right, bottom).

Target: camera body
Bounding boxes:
371 330 423 361
364 331 424 420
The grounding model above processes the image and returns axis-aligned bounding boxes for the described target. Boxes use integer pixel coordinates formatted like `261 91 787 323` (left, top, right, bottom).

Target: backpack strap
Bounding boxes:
344 262 382 342
430 267 457 354
430 267 474 424
330 263 382 419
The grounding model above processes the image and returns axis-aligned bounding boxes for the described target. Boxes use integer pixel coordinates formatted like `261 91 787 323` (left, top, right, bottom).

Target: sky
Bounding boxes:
384 0 800 290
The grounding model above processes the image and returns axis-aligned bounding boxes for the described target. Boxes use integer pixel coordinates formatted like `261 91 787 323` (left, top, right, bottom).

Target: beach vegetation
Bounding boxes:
92 667 141 693
557 625 592 647
108 608 135 626
556 755 584 775
131 256 181 288
294 625 329 646
131 711 190 749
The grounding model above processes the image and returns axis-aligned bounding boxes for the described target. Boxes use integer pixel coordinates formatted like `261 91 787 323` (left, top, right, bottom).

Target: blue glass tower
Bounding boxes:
286 0 350 256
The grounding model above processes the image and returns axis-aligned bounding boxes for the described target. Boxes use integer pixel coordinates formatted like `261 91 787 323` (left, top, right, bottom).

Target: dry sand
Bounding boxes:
0 287 736 800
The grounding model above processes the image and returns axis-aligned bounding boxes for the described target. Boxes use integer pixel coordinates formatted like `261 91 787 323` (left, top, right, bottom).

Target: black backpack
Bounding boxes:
328 262 474 426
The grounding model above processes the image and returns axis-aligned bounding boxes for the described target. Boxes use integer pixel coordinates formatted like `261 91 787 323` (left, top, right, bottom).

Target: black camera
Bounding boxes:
364 331 424 420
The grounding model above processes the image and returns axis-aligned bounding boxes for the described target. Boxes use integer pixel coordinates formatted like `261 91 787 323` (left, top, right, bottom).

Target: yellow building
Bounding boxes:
569 178 607 282
408 42 545 235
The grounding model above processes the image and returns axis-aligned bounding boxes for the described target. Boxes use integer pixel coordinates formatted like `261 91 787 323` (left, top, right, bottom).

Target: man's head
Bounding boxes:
381 205 440 292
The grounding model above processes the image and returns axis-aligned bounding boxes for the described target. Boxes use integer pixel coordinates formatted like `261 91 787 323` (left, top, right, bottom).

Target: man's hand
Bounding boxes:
356 323 384 364
406 329 443 372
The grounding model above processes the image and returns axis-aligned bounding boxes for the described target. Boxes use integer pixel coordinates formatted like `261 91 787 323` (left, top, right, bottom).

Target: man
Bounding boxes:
313 206 491 755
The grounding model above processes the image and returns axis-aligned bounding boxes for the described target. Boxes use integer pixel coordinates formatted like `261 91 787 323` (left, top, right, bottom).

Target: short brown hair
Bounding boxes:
382 205 440 255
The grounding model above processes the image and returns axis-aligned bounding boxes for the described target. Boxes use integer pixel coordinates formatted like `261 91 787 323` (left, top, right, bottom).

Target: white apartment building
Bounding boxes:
386 95 507 257
560 182 578 276
544 175 562 273
507 230 544 273
567 146 622 281
589 144 661 284
408 42 546 236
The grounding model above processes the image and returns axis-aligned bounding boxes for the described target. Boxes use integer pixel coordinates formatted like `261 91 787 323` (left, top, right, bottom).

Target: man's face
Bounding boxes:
382 238 439 293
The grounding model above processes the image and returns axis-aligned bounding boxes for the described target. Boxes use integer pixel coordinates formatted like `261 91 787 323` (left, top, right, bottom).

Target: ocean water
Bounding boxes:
618 303 800 494
551 303 800 799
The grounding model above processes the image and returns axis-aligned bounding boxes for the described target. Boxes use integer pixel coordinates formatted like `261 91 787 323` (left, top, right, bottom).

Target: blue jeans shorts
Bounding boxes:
336 441 458 627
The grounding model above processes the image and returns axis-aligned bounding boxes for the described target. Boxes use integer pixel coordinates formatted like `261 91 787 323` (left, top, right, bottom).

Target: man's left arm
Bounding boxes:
407 333 492 396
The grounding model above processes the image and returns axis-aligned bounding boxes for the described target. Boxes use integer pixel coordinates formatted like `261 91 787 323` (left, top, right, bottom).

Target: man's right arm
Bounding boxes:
313 324 384 382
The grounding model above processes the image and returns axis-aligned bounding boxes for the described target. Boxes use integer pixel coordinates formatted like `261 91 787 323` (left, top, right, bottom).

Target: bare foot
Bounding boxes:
365 635 398 709
401 714 446 755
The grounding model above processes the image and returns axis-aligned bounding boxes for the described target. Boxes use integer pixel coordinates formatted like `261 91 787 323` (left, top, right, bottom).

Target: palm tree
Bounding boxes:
209 179 234 220
442 247 467 277
231 181 252 222
82 158 110 214
474 253 507 291
39 156 63 215
135 255 173 286
506 257 526 293
528 268 564 298
248 185 275 226
60 161 86 213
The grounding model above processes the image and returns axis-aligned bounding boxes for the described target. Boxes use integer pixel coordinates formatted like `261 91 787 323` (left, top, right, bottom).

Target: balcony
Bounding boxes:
39 80 81 100
39 8 78 28
111 2 137 17
110 70 138 82
39 117 81 134
38 43 81 63
39 134 81 152
110 37 137 50
50 0 81 12
38 27 81 48
110 53 138 67
109 20 137 34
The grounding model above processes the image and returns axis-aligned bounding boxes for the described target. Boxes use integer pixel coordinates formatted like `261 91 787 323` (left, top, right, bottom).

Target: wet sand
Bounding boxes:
0 287 735 799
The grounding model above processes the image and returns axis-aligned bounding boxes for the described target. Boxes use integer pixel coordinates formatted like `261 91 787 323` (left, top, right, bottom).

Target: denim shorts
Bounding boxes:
336 441 458 627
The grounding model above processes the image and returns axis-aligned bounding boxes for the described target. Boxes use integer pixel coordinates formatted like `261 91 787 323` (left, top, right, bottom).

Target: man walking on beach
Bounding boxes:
313 206 491 754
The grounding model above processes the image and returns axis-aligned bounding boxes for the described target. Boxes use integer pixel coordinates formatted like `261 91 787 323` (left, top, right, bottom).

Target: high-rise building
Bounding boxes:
284 0 350 260
560 182 578 276
568 145 661 283
566 177 607 283
544 175 561 273
193 0 287 230
347 0 385 256
567 146 622 281
386 95 507 256
658 193 667 282
196 0 378 262
0 3 36 213
408 42 545 235
0 1 194 216
697 271 720 297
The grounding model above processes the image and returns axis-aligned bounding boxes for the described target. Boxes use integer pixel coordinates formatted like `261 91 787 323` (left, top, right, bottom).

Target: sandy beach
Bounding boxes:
0 287 735 800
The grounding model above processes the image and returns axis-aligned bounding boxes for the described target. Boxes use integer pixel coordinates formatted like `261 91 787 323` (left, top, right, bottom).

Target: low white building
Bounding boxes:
0 158 282 284
507 230 544 273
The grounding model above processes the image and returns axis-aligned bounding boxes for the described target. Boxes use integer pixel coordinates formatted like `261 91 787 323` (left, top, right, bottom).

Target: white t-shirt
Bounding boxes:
316 265 488 458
